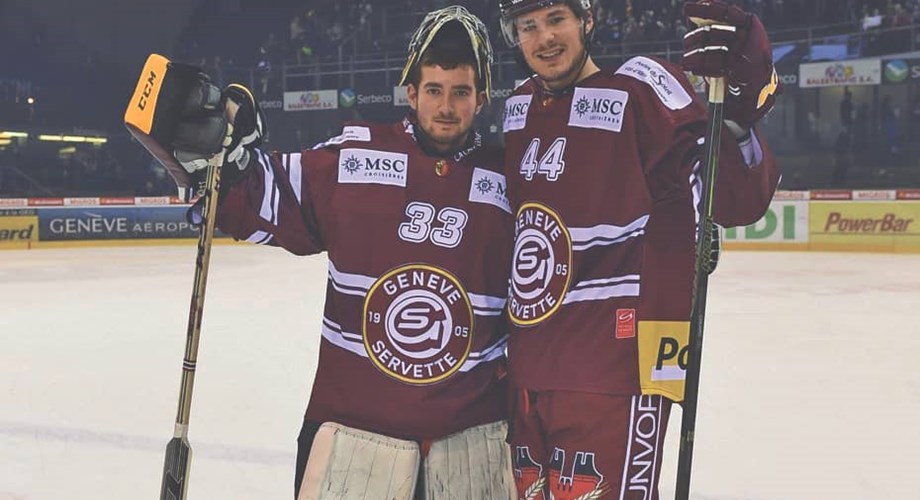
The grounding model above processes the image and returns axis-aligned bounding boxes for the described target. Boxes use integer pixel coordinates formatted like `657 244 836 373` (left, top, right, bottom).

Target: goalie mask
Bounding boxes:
399 5 494 102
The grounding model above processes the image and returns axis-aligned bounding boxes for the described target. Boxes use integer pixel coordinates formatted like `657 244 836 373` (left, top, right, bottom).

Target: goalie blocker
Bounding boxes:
124 53 228 201
295 421 515 500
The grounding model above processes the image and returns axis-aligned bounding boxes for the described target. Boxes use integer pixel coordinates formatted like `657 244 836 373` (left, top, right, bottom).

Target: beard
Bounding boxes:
421 116 470 153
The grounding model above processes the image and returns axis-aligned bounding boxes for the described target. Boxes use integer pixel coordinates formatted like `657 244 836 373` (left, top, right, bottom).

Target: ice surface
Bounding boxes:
1 245 918 499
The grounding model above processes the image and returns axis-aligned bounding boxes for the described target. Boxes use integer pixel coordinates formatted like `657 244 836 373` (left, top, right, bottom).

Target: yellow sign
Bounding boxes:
810 202 920 252
0 216 39 248
637 320 690 402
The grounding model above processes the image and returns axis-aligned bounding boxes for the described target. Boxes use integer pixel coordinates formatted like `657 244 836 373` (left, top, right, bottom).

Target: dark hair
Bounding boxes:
406 21 484 92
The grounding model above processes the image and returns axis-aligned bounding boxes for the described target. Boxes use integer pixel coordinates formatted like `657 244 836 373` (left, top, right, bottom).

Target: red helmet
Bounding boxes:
499 0 592 47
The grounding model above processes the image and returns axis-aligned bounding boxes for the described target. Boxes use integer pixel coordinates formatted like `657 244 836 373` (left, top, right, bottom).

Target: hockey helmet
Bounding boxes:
399 5 494 101
499 0 593 47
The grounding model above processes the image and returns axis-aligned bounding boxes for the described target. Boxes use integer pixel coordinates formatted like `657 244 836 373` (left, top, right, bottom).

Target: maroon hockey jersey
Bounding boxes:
217 118 512 440
502 56 780 401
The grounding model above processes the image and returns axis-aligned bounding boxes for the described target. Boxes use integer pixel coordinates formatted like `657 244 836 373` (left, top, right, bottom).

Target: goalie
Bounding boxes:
125 5 515 500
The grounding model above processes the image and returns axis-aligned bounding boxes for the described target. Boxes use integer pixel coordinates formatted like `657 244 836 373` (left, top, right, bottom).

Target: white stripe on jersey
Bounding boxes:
562 282 640 304
320 318 367 357
322 318 363 341
245 230 272 245
569 215 649 251
469 292 507 317
327 261 376 295
287 152 303 205
459 335 508 372
256 150 279 225
320 317 507 371
571 274 640 289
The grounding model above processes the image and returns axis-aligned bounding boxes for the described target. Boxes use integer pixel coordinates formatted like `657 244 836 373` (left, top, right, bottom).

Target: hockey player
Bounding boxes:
498 1 782 498
165 6 515 500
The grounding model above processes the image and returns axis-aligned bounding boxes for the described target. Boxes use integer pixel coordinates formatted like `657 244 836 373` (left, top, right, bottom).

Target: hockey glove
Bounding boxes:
175 83 266 196
682 1 781 137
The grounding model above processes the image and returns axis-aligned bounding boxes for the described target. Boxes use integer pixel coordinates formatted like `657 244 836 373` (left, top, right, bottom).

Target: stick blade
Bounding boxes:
160 436 192 500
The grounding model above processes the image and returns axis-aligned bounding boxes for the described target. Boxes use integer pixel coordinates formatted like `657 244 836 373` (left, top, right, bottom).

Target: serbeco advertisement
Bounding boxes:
881 58 920 84
338 88 394 108
38 206 218 241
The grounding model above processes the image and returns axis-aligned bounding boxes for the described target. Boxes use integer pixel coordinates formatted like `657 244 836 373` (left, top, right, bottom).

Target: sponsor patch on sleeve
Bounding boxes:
503 95 532 132
468 168 511 213
615 57 693 111
337 148 408 187
313 126 372 149
568 88 629 132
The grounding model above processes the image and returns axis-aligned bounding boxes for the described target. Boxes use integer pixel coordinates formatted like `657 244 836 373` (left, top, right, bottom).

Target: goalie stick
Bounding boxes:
159 144 224 500
125 53 229 499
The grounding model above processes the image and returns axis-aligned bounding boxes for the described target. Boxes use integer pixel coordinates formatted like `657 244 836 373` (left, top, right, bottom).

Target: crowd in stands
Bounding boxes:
217 0 920 67
0 138 173 198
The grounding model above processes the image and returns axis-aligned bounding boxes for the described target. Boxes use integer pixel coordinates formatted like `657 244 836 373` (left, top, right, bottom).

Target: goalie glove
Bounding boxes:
124 55 228 200
175 83 267 196
177 84 266 226
682 1 781 137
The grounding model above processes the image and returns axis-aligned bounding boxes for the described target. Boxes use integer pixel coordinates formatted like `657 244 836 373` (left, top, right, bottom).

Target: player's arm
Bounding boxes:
682 0 783 227
174 84 327 256
632 83 699 322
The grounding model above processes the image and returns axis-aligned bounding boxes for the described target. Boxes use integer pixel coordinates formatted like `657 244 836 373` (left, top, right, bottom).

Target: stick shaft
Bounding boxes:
159 151 223 500
675 77 725 500
174 152 223 429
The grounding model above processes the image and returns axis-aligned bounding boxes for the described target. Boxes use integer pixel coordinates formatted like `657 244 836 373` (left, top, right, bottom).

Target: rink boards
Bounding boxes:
2 190 919 252
0 195 232 250
722 189 920 253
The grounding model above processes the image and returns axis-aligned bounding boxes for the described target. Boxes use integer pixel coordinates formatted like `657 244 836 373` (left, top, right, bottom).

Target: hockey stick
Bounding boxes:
674 71 726 500
160 146 225 500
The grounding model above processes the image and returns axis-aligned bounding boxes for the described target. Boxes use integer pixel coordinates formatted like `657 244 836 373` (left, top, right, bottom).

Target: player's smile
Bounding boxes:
535 46 565 62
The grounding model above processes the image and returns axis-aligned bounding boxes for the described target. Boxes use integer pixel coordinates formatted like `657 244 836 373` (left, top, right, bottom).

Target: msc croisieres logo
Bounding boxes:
568 87 628 132
509 202 572 326
363 264 474 384
341 154 361 174
475 176 495 195
337 148 408 187
574 96 591 117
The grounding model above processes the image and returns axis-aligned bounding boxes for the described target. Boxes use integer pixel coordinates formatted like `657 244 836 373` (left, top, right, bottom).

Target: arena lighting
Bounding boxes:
0 138 11 145
27 97 35 104
37 134 107 144
0 131 28 138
